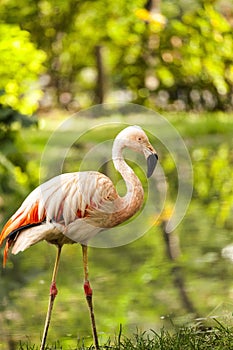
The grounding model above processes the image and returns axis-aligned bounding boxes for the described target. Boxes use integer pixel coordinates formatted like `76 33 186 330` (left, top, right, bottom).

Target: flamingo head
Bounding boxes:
114 125 158 178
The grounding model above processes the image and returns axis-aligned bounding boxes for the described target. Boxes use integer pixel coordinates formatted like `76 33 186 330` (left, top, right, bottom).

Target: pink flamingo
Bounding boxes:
0 125 158 350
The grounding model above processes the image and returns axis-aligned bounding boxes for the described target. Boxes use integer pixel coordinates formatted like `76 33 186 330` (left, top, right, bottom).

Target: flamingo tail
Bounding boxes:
2 222 55 267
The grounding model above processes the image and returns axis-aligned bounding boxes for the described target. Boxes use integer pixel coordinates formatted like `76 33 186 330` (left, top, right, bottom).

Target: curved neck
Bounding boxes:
112 139 144 224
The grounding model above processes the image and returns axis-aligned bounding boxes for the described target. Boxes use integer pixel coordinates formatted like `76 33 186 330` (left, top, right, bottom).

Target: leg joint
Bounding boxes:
50 281 58 299
84 280 93 297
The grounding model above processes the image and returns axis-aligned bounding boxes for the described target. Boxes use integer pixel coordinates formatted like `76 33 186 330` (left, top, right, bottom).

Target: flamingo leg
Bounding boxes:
82 244 99 350
40 245 62 350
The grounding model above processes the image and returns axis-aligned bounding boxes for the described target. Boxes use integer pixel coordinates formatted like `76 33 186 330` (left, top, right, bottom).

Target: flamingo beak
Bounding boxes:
147 152 158 178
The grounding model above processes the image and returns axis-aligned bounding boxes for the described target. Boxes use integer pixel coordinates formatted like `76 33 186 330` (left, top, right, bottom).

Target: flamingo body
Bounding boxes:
0 171 120 264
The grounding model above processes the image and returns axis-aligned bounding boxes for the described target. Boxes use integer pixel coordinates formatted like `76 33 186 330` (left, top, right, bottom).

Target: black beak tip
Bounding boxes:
147 153 158 178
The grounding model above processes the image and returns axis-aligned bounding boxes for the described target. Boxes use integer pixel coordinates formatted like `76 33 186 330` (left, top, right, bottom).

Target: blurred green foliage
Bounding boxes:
1 0 233 110
0 23 46 114
151 2 233 110
0 108 39 348
0 21 45 216
0 106 38 219
193 144 233 226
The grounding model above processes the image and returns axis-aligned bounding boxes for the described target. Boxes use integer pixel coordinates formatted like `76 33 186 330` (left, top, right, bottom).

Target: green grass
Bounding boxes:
17 321 233 350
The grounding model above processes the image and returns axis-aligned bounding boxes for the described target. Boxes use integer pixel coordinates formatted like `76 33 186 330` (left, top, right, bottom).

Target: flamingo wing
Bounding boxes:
0 171 118 265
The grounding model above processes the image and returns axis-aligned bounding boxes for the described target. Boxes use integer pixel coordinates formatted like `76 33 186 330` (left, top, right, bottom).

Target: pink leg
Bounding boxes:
84 280 92 297
82 245 99 350
50 281 58 301
40 246 62 350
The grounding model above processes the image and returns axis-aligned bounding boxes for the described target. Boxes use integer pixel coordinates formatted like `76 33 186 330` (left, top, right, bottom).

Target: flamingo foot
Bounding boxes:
50 281 58 300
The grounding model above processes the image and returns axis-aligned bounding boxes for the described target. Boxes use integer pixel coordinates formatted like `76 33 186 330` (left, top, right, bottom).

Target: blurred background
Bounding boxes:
0 0 233 348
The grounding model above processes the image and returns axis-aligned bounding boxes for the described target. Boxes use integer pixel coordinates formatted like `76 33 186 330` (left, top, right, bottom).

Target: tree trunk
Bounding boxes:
95 45 105 104
162 220 199 317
